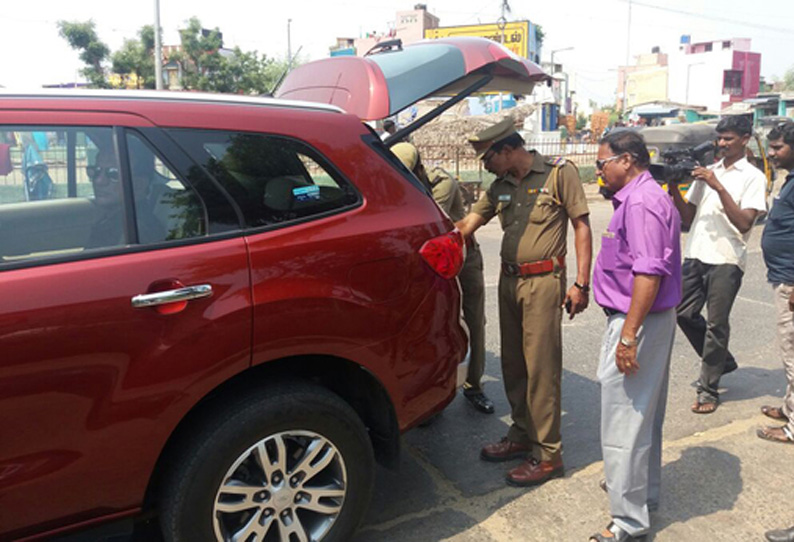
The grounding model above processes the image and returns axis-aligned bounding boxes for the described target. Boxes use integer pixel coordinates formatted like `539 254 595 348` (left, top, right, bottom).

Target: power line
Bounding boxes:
617 0 791 34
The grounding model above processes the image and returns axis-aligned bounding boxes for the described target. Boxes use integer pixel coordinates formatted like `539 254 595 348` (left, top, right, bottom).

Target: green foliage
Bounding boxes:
57 20 110 88
576 112 587 131
111 25 156 89
57 16 288 94
599 104 621 126
535 24 545 48
171 17 286 94
782 66 794 91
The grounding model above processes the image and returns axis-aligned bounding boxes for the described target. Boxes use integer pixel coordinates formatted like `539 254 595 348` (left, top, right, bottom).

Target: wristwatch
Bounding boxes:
620 336 638 348
574 282 590 294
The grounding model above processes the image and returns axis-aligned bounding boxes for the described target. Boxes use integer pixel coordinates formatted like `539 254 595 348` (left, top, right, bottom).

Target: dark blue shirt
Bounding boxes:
762 172 794 284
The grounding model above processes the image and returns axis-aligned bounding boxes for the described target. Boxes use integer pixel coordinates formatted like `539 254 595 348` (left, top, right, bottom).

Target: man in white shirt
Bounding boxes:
668 115 767 414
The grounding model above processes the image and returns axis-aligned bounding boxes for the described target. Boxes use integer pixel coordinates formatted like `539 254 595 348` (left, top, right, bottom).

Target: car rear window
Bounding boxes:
361 131 433 197
167 129 360 228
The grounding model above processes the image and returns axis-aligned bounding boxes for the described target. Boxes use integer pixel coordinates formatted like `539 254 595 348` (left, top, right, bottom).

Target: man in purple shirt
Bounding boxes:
589 130 682 542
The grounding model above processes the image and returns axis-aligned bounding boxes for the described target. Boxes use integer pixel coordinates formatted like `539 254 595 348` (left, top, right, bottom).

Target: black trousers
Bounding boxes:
676 258 743 402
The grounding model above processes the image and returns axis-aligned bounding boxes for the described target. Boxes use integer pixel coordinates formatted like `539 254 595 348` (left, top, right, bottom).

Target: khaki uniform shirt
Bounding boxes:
428 166 466 222
471 152 589 263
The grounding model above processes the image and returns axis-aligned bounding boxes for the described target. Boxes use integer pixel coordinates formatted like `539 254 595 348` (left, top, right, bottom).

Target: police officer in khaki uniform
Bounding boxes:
392 142 494 413
456 118 592 486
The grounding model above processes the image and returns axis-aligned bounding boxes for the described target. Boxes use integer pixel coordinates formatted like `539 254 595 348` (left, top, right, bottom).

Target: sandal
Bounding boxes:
589 522 648 541
757 425 794 444
691 400 718 414
760 405 789 421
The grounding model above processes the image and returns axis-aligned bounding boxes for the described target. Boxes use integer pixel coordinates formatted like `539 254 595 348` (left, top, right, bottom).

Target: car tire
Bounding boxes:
159 380 375 542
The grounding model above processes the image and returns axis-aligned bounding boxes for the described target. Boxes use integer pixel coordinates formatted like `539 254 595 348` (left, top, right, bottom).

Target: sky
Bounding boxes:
1 0 792 106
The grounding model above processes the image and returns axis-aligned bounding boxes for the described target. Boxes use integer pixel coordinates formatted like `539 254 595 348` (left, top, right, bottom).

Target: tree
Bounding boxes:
576 112 588 131
172 17 286 94
57 20 111 88
535 24 545 49
58 17 287 94
782 66 794 91
111 26 156 89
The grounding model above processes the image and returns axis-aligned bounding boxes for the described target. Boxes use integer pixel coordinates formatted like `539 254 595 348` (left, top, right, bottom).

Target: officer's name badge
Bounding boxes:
498 194 512 202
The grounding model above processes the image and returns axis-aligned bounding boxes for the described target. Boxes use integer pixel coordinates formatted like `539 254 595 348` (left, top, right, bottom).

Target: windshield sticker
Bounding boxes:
293 185 321 201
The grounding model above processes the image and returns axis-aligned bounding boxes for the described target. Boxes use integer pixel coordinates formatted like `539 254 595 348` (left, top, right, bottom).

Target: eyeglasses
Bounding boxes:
481 149 496 164
86 165 120 182
595 154 622 170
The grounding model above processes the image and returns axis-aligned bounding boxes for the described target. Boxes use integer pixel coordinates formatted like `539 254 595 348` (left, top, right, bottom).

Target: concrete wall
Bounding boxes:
625 67 669 108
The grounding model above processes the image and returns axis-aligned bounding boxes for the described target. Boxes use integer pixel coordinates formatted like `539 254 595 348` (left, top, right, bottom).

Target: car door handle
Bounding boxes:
131 284 213 308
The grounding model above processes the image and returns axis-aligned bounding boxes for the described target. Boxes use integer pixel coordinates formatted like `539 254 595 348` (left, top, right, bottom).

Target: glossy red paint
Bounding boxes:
0 238 252 539
0 92 467 539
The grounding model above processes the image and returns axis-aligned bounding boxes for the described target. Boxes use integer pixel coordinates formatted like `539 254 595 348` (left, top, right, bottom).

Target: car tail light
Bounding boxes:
419 230 465 279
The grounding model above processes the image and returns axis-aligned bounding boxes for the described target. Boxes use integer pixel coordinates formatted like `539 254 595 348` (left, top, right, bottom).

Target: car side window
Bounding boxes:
0 126 128 262
168 130 359 228
126 132 206 243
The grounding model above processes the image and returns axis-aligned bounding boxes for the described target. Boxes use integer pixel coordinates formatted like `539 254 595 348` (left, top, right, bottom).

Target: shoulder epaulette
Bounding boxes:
546 156 566 167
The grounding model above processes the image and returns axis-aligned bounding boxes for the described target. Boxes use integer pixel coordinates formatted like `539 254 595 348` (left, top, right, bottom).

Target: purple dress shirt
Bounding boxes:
593 170 682 314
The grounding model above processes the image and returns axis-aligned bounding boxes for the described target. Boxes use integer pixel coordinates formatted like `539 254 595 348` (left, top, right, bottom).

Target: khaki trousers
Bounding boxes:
460 246 486 392
498 268 565 461
774 283 794 435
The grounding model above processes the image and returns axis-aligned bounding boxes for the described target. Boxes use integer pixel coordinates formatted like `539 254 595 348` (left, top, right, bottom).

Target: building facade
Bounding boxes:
668 38 760 112
330 4 440 57
617 50 669 111
617 38 761 113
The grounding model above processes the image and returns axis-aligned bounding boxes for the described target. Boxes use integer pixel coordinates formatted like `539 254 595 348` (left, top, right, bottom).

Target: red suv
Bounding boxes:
0 90 468 541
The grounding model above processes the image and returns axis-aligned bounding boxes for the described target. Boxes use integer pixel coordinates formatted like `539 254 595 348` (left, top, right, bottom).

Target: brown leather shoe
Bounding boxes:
506 456 564 487
480 437 531 462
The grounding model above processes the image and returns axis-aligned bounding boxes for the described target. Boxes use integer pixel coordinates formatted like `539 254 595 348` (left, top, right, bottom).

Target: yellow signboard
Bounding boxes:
425 21 530 59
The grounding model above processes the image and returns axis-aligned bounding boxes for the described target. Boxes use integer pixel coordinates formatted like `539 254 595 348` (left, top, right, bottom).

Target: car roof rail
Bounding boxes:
365 39 403 56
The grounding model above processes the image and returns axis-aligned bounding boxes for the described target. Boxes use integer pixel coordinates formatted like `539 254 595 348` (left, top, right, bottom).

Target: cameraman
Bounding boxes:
668 115 767 414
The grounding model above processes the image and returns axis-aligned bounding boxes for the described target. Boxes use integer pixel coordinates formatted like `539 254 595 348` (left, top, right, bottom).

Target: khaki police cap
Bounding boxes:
391 142 419 171
468 118 518 158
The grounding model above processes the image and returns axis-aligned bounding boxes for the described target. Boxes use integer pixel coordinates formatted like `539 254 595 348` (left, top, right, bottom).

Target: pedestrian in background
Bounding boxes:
590 130 681 542
456 118 592 487
757 120 794 451
668 115 767 414
391 142 494 414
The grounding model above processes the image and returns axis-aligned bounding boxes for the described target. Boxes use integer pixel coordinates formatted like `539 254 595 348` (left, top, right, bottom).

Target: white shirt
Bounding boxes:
684 157 767 270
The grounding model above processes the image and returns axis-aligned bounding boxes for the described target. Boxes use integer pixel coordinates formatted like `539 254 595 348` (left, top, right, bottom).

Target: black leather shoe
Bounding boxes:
766 526 794 542
464 391 495 414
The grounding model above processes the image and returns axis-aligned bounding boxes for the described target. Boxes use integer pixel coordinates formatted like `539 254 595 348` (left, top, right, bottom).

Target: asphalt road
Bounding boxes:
352 183 791 542
124 183 789 542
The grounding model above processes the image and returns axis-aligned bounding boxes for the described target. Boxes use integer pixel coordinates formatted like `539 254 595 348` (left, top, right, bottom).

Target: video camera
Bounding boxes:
649 141 715 183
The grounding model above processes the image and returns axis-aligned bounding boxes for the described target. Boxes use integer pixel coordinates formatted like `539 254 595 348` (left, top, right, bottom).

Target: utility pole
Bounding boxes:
497 0 510 112
622 0 632 116
154 0 163 90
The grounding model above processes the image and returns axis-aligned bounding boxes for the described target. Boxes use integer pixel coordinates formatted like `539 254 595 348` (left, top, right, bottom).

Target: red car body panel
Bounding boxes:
0 238 252 538
276 37 546 120
0 93 467 540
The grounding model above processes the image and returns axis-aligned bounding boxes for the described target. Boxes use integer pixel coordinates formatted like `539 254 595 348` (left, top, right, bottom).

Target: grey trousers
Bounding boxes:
774 283 794 436
598 309 676 536
676 258 743 403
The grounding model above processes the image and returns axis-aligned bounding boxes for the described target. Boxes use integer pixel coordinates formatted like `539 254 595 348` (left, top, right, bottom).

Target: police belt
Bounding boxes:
501 256 565 278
